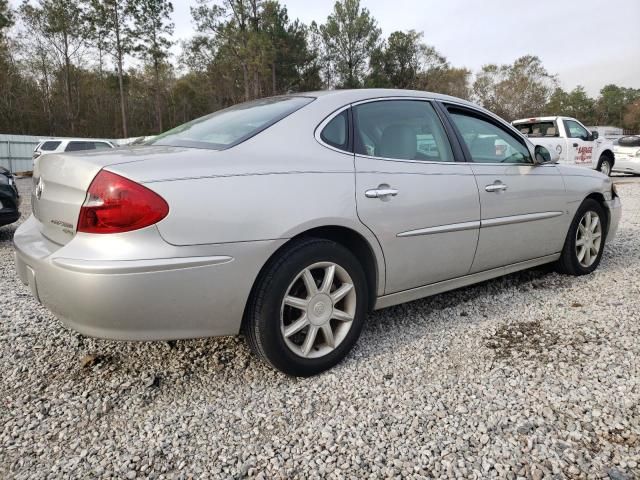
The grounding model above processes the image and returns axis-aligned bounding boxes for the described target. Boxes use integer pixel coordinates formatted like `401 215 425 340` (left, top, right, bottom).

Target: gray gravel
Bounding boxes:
1 176 639 479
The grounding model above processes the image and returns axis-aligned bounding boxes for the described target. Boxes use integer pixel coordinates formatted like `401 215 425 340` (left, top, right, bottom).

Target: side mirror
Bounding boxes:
534 145 558 164
591 130 599 140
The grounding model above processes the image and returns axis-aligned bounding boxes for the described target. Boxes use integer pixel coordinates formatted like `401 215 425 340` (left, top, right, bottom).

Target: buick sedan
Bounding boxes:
14 90 621 376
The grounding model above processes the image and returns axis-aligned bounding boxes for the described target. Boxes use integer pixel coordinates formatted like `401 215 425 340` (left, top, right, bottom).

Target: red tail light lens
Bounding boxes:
77 170 169 234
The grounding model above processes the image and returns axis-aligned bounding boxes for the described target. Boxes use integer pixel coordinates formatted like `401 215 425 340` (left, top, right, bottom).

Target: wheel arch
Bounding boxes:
242 224 385 331
584 192 610 235
598 149 615 168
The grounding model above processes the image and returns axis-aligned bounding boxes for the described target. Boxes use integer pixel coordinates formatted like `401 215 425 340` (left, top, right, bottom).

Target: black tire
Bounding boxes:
597 154 613 176
244 237 368 377
618 136 640 147
556 199 607 276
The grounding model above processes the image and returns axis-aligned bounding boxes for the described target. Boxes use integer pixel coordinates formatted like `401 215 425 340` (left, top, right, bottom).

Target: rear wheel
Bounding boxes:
557 199 607 275
597 154 612 176
244 238 368 376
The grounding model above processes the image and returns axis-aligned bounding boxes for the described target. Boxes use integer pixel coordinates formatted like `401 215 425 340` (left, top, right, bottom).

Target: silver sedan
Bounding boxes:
14 89 621 376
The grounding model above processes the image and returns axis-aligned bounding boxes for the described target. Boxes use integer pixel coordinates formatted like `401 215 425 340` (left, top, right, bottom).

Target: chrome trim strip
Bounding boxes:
52 255 234 274
397 220 480 237
481 211 564 228
374 253 560 309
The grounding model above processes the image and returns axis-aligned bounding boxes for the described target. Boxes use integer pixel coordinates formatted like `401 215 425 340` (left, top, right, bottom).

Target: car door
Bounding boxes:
443 104 567 273
564 119 595 168
352 99 481 294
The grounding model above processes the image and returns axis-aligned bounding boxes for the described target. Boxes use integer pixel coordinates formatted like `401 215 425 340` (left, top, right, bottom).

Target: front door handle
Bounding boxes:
365 186 399 199
485 182 508 193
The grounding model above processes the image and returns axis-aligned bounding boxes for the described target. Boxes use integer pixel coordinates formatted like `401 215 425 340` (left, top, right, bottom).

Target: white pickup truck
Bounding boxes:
512 116 615 176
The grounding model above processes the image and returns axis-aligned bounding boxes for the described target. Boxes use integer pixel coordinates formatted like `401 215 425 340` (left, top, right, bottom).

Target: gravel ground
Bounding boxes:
1 176 639 479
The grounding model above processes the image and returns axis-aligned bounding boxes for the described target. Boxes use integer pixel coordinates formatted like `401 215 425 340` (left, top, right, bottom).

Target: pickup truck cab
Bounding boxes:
512 116 615 176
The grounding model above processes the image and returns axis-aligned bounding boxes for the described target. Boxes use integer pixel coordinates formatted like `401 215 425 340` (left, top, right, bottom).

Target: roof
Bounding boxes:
295 88 478 108
512 116 560 123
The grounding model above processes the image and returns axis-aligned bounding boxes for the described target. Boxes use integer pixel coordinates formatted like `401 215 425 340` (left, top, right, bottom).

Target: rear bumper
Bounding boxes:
14 215 284 340
605 196 622 241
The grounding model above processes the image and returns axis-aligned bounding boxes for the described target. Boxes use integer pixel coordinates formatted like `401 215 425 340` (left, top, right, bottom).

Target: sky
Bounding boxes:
171 0 640 96
11 0 640 96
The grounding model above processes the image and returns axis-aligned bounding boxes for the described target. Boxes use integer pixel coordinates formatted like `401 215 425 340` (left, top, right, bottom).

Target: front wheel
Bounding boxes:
244 238 368 377
598 155 612 176
557 199 607 276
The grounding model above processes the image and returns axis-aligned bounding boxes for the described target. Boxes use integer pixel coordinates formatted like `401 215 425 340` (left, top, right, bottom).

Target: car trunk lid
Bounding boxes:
31 146 187 245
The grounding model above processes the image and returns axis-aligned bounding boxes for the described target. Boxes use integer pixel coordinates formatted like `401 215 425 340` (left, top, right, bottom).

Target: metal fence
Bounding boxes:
0 134 41 173
0 134 136 173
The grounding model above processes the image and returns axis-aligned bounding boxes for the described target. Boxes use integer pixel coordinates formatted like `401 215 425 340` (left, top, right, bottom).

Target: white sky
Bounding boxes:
12 0 640 96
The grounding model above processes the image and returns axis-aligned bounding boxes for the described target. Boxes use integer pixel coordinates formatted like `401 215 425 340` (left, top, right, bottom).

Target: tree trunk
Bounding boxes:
272 63 276 95
114 3 128 138
116 53 128 138
62 33 75 134
154 59 162 132
242 63 250 101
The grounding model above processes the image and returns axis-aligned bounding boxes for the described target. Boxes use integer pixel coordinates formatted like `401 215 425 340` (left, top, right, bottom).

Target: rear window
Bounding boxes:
148 96 314 150
40 141 61 151
65 141 96 152
514 121 558 137
93 142 113 150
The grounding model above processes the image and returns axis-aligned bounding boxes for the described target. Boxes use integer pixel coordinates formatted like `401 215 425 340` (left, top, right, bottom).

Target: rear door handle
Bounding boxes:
365 187 399 199
485 183 508 193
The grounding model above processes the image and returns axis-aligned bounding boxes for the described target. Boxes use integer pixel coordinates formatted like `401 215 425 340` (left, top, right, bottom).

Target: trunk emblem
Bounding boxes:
35 177 45 200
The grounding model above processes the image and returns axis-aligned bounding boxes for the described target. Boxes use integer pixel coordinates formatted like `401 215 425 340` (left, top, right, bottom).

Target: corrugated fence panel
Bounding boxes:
0 134 121 173
0 134 42 172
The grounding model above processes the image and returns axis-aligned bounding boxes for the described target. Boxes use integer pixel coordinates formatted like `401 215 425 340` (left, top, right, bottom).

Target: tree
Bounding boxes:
623 100 640 132
417 66 471 99
0 0 13 37
19 0 86 134
87 0 134 137
545 86 595 124
261 1 321 94
596 84 640 126
192 0 267 101
367 30 427 88
473 55 558 121
319 0 380 88
129 0 174 132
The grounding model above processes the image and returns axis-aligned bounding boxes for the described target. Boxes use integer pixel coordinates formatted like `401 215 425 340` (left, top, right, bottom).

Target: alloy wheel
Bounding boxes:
575 210 602 268
280 262 357 358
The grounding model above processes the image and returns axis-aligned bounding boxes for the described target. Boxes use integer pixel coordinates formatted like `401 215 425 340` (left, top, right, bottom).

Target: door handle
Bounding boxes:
485 183 508 193
573 143 579 147
365 186 399 199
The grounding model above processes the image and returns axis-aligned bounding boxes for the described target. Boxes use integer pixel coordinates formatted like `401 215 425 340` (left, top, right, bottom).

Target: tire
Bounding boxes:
244 237 368 377
618 136 640 147
597 154 612 176
556 199 607 276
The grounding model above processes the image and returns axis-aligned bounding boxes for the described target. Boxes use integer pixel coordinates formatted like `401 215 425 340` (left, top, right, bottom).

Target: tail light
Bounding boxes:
77 170 169 234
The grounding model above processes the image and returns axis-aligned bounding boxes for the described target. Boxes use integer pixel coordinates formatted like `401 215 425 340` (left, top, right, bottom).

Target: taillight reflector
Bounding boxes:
77 170 169 234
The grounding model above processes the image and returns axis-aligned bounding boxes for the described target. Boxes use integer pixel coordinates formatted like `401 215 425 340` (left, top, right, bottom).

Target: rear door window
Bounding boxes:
353 100 454 162
65 141 96 152
40 141 61 151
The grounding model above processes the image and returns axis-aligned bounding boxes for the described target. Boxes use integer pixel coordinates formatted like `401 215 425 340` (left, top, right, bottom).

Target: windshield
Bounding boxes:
148 96 314 150
514 121 558 138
